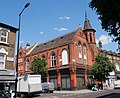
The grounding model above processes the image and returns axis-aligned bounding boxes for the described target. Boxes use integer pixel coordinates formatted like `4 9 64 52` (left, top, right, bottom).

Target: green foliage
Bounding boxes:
30 57 47 79
91 52 115 82
89 0 120 42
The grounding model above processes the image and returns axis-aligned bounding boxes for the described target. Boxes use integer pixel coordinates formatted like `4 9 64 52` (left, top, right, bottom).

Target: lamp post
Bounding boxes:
14 3 30 98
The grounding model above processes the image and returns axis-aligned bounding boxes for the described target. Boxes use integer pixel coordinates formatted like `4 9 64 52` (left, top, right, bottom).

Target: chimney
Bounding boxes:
26 42 30 49
98 40 102 49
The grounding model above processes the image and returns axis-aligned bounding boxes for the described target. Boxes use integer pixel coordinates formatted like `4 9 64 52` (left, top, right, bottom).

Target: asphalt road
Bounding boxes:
33 89 120 98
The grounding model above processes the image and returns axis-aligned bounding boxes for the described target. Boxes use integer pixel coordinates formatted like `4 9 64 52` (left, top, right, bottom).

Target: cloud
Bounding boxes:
96 39 99 45
58 16 70 20
97 35 112 45
65 16 70 19
40 32 43 34
54 27 68 32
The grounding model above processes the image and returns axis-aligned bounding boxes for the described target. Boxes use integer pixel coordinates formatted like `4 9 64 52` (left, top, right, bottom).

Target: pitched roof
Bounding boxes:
19 42 39 56
83 12 96 32
0 22 18 32
29 30 77 55
100 49 120 57
83 18 92 30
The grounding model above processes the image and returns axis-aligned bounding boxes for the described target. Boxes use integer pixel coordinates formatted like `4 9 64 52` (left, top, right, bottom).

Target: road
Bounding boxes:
33 89 120 98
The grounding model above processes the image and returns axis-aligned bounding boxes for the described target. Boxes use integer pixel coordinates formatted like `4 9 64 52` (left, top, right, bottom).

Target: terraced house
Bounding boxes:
0 22 18 89
18 16 120 90
99 49 120 87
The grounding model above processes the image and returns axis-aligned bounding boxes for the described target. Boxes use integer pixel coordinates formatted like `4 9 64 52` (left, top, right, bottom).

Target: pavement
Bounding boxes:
54 87 114 94
54 89 95 94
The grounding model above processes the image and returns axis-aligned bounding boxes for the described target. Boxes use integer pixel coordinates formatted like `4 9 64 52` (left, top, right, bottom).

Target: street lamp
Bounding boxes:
14 2 30 98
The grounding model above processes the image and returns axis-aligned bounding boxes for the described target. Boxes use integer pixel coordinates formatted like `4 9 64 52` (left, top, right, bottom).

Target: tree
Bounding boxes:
89 0 120 49
91 52 115 82
30 57 47 81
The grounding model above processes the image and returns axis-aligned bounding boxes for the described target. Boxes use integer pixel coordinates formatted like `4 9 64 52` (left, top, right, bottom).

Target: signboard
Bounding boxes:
0 76 15 81
0 70 15 76
7 57 14 61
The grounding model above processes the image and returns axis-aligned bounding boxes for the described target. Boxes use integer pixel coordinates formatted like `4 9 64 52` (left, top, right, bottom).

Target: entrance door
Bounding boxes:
50 78 57 90
77 76 85 89
61 77 70 90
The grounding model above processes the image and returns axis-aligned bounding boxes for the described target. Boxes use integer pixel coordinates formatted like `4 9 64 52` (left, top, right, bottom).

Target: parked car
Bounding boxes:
114 80 120 89
0 91 10 98
41 82 54 93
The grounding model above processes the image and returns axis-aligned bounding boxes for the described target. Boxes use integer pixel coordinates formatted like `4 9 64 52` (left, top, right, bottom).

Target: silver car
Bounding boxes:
114 80 120 89
41 82 54 93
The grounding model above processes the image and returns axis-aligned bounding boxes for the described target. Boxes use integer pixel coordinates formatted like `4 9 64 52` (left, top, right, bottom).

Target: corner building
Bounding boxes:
0 22 18 91
18 16 99 90
0 23 18 70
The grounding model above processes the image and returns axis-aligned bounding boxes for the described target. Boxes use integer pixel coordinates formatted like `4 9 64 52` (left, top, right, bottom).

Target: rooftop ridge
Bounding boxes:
39 30 77 45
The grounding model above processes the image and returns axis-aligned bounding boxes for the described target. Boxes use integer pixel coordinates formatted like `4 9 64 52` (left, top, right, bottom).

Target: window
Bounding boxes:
78 42 82 64
90 33 92 42
19 52 22 57
26 59 30 71
116 63 120 71
0 48 8 69
62 49 68 65
83 46 87 64
18 58 22 63
42 55 45 60
51 53 56 67
0 29 8 44
0 54 5 69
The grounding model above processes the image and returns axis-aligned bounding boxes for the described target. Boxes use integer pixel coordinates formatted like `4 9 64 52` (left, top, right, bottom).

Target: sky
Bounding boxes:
0 0 118 53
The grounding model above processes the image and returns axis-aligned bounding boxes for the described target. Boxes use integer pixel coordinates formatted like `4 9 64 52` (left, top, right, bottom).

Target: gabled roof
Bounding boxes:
29 30 77 55
19 42 39 56
26 42 39 55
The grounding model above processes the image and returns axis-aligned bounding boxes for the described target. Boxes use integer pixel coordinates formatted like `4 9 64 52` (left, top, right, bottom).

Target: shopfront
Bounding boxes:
0 70 16 92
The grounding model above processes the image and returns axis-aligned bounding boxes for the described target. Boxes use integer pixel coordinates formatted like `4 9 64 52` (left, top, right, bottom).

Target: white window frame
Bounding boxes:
0 48 8 69
26 60 30 71
51 53 56 67
62 49 68 65
0 28 9 44
83 46 87 64
78 42 82 64
42 55 45 60
0 54 6 69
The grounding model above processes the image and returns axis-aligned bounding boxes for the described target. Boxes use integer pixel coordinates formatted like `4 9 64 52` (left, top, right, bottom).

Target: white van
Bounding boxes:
16 74 42 97
41 82 54 93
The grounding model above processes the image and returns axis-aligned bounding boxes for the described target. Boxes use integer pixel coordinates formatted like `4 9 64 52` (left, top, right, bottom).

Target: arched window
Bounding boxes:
62 49 68 65
19 52 22 57
90 33 92 42
26 59 30 71
42 55 45 60
0 48 8 69
51 53 56 67
83 46 87 64
78 42 82 64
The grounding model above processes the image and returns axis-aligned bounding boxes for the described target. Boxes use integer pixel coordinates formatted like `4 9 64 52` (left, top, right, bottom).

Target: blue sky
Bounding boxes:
0 0 118 52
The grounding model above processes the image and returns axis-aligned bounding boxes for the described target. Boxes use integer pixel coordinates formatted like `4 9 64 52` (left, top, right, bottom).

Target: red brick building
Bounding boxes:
18 16 99 90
